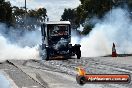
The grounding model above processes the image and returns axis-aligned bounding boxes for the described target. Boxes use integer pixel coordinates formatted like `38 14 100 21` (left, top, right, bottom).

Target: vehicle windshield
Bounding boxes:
49 25 69 36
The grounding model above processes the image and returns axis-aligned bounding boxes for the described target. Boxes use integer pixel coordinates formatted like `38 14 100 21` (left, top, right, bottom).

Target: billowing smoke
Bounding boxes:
0 24 41 61
0 7 131 60
72 8 132 57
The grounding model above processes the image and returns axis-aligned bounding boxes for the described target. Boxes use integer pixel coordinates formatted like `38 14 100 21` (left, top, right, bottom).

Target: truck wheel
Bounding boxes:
45 48 49 61
77 50 81 59
74 44 81 59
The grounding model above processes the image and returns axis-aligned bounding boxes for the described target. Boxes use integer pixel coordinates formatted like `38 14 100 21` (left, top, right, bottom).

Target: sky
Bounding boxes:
6 0 80 21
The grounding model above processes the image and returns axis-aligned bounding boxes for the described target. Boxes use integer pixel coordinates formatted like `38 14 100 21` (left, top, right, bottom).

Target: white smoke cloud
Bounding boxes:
72 8 132 57
0 24 41 61
0 35 39 61
16 29 42 47
71 30 81 45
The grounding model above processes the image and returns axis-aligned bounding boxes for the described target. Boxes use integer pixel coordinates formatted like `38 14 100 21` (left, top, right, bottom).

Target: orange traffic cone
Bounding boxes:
112 43 117 57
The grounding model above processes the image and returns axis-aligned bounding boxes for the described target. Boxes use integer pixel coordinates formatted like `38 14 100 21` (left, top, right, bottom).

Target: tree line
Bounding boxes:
0 0 47 30
61 0 132 35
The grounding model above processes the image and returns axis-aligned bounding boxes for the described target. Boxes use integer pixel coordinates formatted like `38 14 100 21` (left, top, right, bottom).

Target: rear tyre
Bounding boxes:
45 48 49 61
77 50 81 59
74 44 81 59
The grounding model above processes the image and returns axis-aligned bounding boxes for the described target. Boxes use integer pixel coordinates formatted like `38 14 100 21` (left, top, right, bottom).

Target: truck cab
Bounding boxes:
39 21 81 60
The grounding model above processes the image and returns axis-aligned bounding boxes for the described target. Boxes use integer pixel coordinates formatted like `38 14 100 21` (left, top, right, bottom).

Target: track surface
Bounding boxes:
0 57 132 88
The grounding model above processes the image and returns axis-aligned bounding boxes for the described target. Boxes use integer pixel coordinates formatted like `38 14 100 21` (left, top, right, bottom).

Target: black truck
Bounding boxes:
39 21 81 60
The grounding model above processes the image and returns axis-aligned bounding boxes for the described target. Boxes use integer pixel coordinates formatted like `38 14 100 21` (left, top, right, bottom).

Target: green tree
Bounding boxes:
61 8 78 29
0 0 12 26
27 8 47 30
12 7 47 30
61 0 116 34
61 8 76 21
